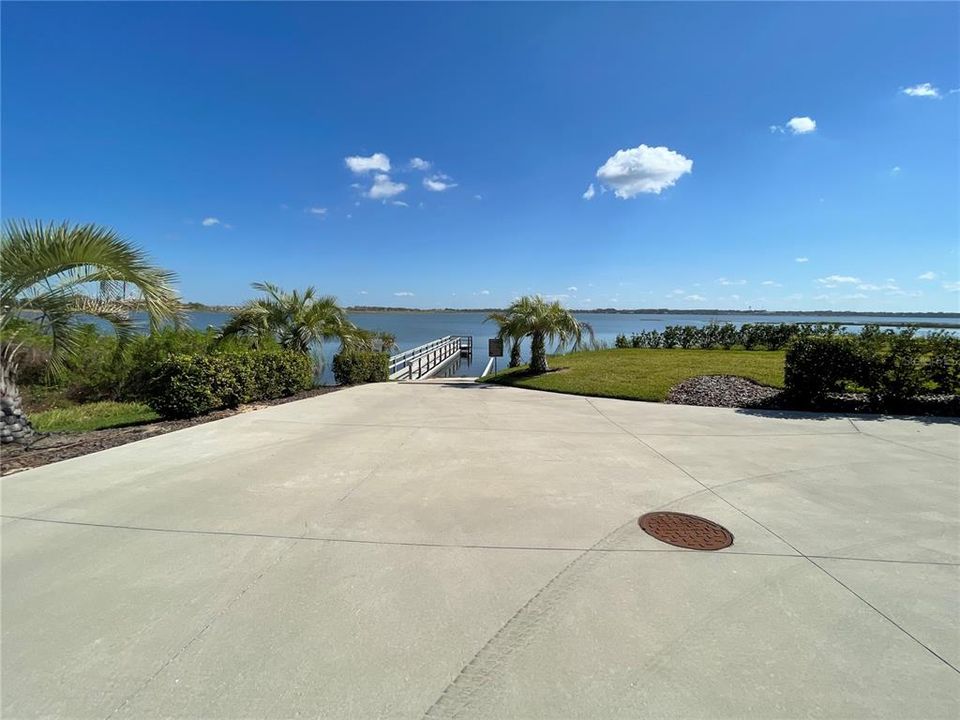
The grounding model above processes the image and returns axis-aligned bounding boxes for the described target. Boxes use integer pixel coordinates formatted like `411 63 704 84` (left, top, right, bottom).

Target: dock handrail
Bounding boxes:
388 335 472 380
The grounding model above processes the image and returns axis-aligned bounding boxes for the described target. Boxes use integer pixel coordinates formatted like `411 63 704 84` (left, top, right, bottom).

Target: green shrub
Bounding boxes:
925 333 960 394
661 326 680 349
332 351 389 385
120 329 214 398
615 333 628 349
146 354 227 418
784 336 860 401
249 351 313 399
677 325 698 349
785 329 960 409
144 349 313 419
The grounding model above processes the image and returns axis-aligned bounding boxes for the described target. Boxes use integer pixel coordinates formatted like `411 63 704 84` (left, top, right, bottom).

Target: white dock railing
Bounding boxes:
388 336 473 380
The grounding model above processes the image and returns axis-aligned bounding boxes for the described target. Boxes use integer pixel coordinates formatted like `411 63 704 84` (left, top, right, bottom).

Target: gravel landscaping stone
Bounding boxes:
667 374 959 417
667 375 782 408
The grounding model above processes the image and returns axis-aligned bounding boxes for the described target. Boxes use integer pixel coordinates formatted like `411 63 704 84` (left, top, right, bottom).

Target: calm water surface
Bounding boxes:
181 310 960 382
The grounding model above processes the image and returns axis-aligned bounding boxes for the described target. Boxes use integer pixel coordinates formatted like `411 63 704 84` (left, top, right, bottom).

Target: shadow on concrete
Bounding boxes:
734 406 960 426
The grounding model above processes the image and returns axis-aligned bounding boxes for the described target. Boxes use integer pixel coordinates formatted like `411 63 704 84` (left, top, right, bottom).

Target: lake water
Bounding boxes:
181 310 960 382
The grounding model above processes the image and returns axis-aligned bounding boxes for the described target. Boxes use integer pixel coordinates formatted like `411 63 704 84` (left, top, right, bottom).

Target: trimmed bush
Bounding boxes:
784 336 860 401
332 351 389 385
925 331 960 395
785 329 960 408
250 351 314 399
146 355 229 419
613 322 853 352
144 349 313 419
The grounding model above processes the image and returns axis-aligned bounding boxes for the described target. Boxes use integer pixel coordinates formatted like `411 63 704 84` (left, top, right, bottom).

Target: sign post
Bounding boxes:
488 338 503 374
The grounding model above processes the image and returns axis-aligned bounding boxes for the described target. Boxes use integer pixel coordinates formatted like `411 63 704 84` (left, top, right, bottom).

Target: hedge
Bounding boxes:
332 351 389 385
145 349 313 419
783 336 860 401
784 330 960 407
615 322 844 351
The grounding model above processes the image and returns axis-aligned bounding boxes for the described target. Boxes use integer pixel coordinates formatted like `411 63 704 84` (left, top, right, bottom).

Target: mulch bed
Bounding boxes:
666 374 960 416
0 387 342 476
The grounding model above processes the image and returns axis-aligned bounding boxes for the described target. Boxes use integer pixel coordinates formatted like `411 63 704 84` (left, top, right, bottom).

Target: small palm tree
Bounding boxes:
489 296 594 374
219 282 364 357
367 330 398 354
485 310 525 367
1 220 183 442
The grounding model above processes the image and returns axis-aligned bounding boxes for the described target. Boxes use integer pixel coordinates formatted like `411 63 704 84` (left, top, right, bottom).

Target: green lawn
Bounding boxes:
480 348 786 402
31 401 159 433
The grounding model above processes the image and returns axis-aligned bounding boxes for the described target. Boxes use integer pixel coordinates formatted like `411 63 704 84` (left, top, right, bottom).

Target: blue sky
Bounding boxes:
3 2 958 311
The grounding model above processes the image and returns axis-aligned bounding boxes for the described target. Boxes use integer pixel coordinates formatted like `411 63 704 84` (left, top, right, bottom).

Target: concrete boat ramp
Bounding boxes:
2 379 958 718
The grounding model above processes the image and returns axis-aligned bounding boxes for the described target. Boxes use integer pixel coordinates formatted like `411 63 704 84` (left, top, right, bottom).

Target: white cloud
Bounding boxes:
668 289 685 296
393 291 415 297
943 281 960 292
857 284 881 291
582 183 596 200
795 257 809 263
201 217 220 227
409 157 431 171
684 294 706 301
345 152 391 174
770 117 816 135
813 294 831 301
761 280 782 287
367 174 406 200
567 286 578 292
359 290 368 295
890 166 901 176
841 293 868 300
391 200 409 207
306 207 327 216
474 194 482 201
903 83 941 99
817 275 861 287
716 277 747 286
478 289 491 295
787 116 816 134
595 144 693 198
423 174 457 192
917 271 938 280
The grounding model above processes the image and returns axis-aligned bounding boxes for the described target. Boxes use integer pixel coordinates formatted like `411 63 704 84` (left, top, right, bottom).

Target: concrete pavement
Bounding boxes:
2 379 958 718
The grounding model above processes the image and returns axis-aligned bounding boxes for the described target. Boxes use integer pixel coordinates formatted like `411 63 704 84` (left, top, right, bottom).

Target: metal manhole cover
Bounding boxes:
638 512 733 551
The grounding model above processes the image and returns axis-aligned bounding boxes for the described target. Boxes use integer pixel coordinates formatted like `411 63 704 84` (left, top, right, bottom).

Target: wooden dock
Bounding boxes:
388 336 473 380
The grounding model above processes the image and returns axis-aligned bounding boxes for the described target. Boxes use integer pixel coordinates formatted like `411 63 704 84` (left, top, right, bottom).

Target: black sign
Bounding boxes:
488 338 504 357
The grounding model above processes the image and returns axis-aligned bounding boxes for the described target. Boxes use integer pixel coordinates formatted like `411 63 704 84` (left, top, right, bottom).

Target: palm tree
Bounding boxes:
489 296 594 374
367 330 398 355
1 220 183 443
485 310 525 367
219 282 364 357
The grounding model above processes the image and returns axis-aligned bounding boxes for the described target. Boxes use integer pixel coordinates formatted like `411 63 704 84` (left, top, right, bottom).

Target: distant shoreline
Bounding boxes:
184 303 960 322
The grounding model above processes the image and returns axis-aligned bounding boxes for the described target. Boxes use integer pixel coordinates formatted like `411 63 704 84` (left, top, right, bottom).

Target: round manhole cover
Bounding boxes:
638 512 733 551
